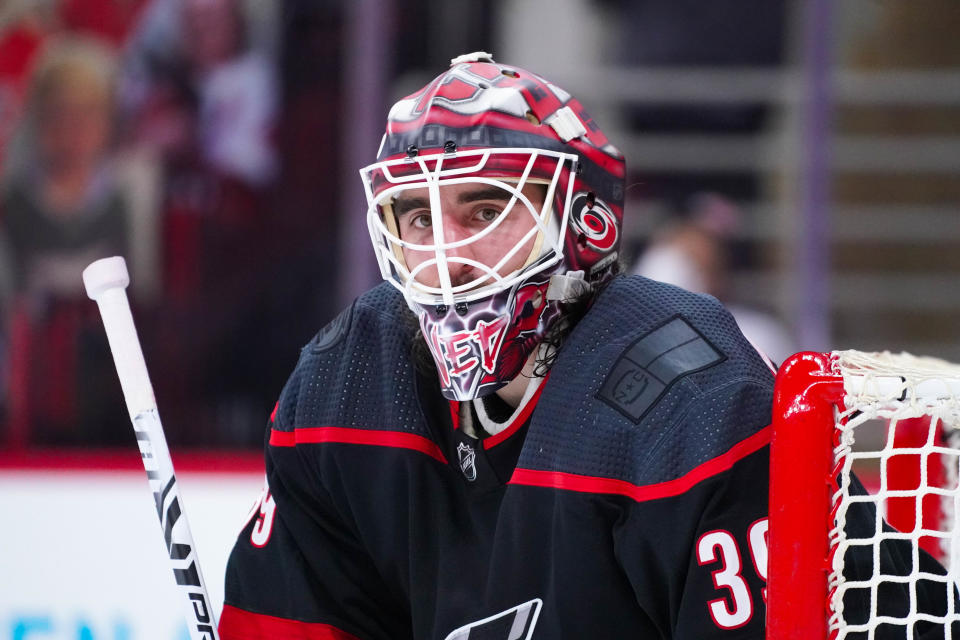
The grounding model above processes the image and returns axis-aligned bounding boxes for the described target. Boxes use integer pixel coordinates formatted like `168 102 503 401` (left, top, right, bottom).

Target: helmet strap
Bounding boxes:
546 270 591 302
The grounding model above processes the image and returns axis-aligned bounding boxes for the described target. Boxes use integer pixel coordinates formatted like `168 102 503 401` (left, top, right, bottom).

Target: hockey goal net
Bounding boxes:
768 350 960 639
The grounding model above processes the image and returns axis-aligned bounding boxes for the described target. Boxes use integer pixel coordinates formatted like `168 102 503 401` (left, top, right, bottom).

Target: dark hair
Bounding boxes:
408 314 435 377
408 261 623 381
530 262 621 377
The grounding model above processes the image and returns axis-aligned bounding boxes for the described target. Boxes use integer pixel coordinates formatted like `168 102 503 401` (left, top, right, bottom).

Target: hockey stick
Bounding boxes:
83 256 219 640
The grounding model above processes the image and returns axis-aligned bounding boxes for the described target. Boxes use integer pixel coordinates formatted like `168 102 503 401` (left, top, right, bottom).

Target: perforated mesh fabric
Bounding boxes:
273 283 432 436
273 276 773 488
519 275 774 486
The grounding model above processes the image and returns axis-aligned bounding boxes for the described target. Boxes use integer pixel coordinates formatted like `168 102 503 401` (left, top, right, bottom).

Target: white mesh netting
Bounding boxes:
830 350 960 639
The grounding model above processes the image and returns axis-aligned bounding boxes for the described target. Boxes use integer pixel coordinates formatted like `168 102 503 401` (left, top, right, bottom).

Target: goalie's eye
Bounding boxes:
476 207 501 223
409 212 433 230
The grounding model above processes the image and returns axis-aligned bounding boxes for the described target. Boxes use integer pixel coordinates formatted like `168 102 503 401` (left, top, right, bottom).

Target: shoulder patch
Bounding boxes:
598 315 726 423
311 304 354 353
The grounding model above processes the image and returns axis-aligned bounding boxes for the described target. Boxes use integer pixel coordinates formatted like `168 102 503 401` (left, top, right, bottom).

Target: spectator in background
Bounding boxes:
0 0 58 165
0 0 152 164
182 0 277 188
0 36 130 445
118 0 278 299
633 192 796 365
114 0 281 445
1 37 127 299
123 0 277 190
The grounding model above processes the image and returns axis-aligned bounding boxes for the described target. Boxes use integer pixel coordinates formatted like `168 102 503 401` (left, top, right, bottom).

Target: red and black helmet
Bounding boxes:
360 52 626 400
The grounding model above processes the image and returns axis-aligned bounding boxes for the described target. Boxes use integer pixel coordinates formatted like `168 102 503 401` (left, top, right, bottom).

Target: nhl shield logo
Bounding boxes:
457 442 477 482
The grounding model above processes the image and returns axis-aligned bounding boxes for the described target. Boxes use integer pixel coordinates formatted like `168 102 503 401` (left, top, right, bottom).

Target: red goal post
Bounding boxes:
767 350 960 639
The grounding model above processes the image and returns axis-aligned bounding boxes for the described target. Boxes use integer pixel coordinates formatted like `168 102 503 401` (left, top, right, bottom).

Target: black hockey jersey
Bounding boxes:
221 275 779 639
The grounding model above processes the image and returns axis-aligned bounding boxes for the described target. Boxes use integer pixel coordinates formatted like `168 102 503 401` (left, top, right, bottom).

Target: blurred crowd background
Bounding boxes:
0 0 956 451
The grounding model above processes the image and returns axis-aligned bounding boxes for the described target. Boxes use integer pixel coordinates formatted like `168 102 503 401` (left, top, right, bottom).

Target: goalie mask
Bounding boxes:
360 52 626 400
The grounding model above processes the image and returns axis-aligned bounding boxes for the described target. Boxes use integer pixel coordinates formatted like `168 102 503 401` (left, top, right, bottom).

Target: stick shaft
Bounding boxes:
95 288 156 419
91 285 220 640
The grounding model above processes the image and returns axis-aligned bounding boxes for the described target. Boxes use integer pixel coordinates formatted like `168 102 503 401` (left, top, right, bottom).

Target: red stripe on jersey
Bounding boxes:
219 604 361 639
483 374 550 449
269 426 448 464
509 425 771 502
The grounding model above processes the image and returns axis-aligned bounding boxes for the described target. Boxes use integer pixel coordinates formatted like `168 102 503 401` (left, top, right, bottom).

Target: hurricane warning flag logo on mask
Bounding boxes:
360 53 625 401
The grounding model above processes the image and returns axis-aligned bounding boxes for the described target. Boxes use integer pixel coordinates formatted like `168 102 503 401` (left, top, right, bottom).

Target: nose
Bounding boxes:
441 221 483 287
441 216 471 245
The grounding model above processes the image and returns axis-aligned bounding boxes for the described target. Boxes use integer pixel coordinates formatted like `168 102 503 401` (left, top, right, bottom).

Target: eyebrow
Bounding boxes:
392 187 515 218
457 186 513 204
392 196 430 218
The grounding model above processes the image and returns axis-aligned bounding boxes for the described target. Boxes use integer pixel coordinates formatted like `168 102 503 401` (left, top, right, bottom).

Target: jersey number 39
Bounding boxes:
696 518 768 630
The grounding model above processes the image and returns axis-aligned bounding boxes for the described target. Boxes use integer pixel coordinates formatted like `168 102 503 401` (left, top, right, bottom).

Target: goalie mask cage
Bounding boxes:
767 350 960 639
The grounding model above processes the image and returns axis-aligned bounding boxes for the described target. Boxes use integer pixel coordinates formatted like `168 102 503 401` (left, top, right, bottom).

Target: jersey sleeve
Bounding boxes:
220 475 364 639
221 288 424 639
221 442 410 640
612 400 954 640
612 385 771 639
220 391 412 640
